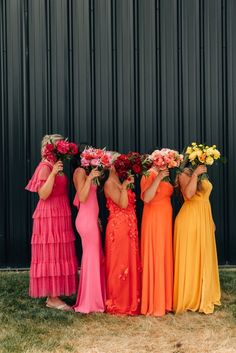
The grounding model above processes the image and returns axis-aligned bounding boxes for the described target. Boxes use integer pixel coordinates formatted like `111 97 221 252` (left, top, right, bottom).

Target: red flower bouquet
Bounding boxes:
42 139 78 164
80 146 113 185
114 152 153 189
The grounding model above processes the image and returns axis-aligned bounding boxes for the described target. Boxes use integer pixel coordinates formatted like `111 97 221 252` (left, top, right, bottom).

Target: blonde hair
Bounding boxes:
41 134 64 155
111 151 120 163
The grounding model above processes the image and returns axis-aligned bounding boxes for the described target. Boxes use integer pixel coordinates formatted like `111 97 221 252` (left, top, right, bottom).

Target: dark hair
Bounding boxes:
70 142 89 175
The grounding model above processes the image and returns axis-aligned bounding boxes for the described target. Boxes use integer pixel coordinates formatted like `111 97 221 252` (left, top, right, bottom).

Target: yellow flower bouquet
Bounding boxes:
183 142 222 180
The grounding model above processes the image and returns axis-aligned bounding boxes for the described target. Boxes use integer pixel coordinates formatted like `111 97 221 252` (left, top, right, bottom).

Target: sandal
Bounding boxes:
46 300 73 312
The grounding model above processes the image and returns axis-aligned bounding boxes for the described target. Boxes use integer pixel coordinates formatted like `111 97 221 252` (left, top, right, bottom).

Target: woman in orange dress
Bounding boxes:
104 165 141 315
140 167 173 316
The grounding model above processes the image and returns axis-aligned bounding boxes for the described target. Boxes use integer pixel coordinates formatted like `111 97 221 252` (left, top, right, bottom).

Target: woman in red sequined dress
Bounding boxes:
104 164 141 315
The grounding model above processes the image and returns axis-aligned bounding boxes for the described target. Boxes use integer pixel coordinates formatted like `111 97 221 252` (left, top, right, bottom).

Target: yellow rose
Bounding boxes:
196 150 202 157
191 142 197 146
212 145 216 148
189 151 197 161
206 147 214 156
186 146 193 154
213 149 221 160
206 156 214 165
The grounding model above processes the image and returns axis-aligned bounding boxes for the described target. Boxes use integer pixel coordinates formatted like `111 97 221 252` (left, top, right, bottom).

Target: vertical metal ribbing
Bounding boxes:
133 0 139 151
222 0 229 264
177 0 183 151
0 0 7 265
111 0 118 151
199 0 205 142
46 0 52 132
23 0 31 264
90 0 96 146
156 0 162 148
68 0 74 141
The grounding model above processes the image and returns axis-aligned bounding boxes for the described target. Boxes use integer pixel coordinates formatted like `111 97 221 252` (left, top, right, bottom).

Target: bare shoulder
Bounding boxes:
104 178 121 195
73 167 86 182
74 167 86 176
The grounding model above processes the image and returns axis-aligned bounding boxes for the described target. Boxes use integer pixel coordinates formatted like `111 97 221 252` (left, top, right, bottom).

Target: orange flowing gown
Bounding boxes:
141 170 173 316
105 190 141 315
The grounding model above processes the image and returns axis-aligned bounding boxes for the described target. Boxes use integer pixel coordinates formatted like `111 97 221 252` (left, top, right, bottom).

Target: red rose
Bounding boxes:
45 143 54 152
132 164 142 174
100 154 110 167
56 140 70 154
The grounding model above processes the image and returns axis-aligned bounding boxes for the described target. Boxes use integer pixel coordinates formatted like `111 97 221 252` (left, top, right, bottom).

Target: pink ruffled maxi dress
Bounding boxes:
25 160 78 298
73 183 106 313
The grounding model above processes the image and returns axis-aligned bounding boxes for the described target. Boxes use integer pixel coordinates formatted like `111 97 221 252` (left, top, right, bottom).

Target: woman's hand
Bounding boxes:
157 168 169 181
51 161 63 176
122 175 134 189
87 168 101 181
193 165 207 177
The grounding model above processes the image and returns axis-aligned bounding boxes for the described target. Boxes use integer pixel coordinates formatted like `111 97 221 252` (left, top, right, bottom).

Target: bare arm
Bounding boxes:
179 165 207 200
38 161 63 200
143 169 169 203
73 167 101 203
104 177 134 209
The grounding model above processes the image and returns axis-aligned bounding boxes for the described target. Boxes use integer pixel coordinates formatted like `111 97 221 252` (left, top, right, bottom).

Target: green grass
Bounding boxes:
0 270 235 353
219 269 236 319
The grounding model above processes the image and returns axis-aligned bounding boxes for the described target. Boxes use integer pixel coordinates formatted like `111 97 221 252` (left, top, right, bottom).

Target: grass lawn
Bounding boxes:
0 270 235 353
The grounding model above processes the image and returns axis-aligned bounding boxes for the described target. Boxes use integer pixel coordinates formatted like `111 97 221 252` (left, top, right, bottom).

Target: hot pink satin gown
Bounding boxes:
73 184 106 313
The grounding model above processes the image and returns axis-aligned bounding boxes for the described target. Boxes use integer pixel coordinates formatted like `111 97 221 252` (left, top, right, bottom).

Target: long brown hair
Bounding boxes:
175 167 202 193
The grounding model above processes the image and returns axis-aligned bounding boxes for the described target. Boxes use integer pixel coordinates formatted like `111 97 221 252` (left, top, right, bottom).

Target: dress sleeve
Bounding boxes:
25 163 51 193
140 171 156 201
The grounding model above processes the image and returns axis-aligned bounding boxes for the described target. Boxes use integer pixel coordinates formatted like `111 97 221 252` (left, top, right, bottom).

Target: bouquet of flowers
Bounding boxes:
150 148 184 183
80 146 113 185
42 139 78 163
114 152 153 189
183 142 221 180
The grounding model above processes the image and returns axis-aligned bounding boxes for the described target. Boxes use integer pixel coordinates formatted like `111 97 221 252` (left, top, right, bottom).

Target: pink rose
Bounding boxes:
91 159 100 167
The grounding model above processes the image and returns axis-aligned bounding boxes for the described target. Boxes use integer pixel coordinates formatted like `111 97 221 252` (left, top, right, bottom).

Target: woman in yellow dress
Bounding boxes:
173 164 221 314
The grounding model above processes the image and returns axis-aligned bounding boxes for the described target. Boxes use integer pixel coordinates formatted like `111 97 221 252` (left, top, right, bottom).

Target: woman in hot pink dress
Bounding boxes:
73 165 106 313
25 134 78 310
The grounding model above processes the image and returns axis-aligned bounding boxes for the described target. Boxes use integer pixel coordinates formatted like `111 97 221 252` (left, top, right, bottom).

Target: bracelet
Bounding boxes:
192 172 198 177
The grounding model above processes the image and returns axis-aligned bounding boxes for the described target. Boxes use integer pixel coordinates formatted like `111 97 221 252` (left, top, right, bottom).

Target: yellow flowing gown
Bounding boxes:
173 179 221 314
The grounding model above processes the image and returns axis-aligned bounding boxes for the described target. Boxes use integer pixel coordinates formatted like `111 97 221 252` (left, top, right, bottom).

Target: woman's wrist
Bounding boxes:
50 171 56 178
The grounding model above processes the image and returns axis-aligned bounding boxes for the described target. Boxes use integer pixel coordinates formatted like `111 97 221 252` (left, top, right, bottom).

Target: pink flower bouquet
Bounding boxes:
81 147 113 185
150 148 183 182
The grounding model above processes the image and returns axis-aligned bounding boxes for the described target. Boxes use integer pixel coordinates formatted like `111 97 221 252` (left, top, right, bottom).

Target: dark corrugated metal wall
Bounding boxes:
0 0 235 267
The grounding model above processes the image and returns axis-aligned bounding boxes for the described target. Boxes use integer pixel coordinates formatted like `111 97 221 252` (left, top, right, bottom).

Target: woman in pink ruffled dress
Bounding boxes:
25 134 78 310
72 163 106 313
